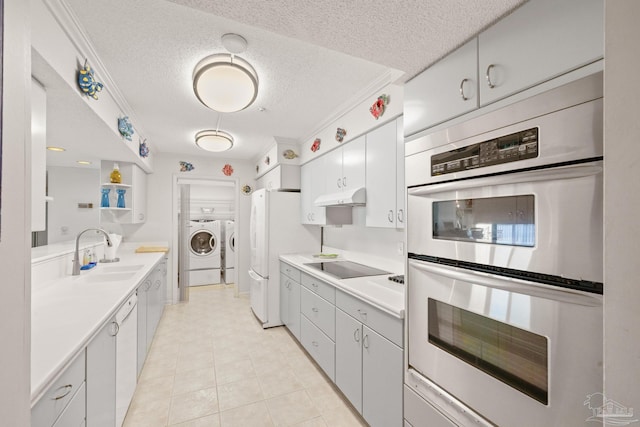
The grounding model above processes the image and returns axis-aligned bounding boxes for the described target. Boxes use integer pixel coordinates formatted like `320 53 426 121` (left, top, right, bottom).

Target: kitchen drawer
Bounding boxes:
300 315 335 381
32 351 86 427
301 272 335 304
300 286 335 340
336 290 403 347
404 385 457 427
53 382 86 427
280 261 301 283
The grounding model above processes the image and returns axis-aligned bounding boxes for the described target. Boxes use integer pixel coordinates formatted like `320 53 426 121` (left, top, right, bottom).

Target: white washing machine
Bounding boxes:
188 219 221 286
224 220 236 283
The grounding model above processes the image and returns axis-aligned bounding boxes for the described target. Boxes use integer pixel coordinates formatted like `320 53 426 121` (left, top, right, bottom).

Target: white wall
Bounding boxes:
47 166 100 243
125 153 255 298
604 0 640 411
0 0 31 423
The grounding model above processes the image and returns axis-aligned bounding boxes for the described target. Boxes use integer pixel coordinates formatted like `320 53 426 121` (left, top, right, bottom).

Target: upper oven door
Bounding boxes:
407 161 603 283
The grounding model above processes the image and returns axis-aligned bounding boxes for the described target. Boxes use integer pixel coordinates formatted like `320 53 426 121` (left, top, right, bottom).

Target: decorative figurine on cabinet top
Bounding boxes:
118 116 134 141
369 94 389 120
179 161 194 172
336 128 347 143
282 149 298 160
77 61 104 100
222 164 234 176
311 138 321 152
241 185 253 195
139 138 149 158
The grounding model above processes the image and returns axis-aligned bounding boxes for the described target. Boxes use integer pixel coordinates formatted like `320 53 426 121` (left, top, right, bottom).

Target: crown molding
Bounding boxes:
299 68 404 145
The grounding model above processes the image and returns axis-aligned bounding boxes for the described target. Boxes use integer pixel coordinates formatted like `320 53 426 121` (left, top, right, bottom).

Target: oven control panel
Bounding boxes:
431 127 539 176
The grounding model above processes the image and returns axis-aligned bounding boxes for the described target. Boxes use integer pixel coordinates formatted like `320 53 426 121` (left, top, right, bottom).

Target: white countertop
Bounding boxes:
279 253 405 318
31 243 167 405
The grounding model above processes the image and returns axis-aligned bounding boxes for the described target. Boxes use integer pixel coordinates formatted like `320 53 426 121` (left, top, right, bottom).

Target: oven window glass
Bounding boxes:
432 195 535 247
428 298 548 405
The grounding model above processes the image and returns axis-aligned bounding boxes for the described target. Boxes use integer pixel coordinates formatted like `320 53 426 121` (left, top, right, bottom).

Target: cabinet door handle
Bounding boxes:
337 178 342 188
51 384 73 400
312 341 319 347
354 328 360 342
485 64 496 88
363 334 369 349
343 177 346 187
357 308 367 319
110 321 120 337
459 78 469 100
312 307 318 313
139 213 145 220
388 210 394 222
397 209 404 223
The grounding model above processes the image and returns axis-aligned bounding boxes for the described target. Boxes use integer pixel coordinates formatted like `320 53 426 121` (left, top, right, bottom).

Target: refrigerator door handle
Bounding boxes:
248 269 265 281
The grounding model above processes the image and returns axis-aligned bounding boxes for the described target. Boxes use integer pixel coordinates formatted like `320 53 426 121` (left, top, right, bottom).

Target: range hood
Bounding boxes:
314 187 366 207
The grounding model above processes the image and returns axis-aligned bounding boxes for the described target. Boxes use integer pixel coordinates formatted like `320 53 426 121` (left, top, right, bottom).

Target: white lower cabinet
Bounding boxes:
137 277 151 376
300 315 335 382
86 318 118 426
335 290 403 427
32 352 86 427
335 308 363 411
53 382 86 427
280 272 301 340
362 326 403 427
281 263 404 427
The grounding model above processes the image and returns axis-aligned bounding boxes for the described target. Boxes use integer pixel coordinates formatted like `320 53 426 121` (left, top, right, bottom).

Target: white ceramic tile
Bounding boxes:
172 366 216 396
219 401 274 427
265 390 320 426
257 368 305 399
169 387 219 425
172 413 221 427
215 358 256 385
217 377 265 411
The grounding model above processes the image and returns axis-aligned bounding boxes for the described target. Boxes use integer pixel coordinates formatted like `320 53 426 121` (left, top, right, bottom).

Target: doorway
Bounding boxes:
172 176 239 303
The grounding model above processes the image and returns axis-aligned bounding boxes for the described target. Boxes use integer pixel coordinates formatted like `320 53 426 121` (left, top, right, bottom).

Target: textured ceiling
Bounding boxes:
59 0 525 162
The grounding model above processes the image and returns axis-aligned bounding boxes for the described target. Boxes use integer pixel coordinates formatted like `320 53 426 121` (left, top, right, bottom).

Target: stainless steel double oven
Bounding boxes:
405 72 604 426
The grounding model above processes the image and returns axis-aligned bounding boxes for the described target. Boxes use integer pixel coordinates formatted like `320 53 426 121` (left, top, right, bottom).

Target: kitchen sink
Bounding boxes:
84 272 136 283
101 264 144 273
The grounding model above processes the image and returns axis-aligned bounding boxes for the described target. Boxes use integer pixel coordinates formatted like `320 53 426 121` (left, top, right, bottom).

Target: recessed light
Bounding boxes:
77 161 92 165
46 146 66 152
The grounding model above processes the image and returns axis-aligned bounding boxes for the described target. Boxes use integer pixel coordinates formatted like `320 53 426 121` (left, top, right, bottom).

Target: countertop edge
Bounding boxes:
279 254 404 319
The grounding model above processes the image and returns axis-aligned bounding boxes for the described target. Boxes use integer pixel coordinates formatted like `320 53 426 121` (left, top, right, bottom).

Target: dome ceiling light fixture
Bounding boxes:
193 34 258 113
195 129 234 152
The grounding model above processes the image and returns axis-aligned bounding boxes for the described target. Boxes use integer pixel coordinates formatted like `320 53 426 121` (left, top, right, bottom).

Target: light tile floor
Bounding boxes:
124 284 368 426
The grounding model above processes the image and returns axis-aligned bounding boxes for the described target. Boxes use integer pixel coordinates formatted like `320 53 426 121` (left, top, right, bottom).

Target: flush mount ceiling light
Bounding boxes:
195 130 234 152
193 53 258 113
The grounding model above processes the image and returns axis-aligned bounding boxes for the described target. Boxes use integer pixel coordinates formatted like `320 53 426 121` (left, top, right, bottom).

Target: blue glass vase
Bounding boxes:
101 188 110 208
116 189 126 208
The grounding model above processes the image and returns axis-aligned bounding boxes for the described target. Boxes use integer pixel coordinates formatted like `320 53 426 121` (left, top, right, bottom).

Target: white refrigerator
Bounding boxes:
249 189 321 328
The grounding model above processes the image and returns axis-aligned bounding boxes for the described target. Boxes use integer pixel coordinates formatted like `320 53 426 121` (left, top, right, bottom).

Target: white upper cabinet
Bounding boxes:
301 156 326 225
479 0 604 106
324 136 366 194
404 39 478 136
131 164 147 224
404 0 604 137
366 118 404 229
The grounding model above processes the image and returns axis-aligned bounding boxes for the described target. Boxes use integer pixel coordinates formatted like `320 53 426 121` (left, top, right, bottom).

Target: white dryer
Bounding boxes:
224 220 236 283
188 219 221 286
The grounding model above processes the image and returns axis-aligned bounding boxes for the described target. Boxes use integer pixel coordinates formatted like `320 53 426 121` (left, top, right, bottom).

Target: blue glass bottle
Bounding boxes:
101 188 110 208
116 189 126 208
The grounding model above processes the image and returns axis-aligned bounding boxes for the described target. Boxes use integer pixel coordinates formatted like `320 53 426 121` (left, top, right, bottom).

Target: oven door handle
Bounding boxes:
408 162 602 196
409 259 602 307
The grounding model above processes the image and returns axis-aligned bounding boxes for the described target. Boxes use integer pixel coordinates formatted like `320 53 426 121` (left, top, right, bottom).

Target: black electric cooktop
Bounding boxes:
304 260 390 279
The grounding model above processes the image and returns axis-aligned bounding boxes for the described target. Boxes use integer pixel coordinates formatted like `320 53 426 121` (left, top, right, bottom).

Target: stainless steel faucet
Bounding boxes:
73 228 112 276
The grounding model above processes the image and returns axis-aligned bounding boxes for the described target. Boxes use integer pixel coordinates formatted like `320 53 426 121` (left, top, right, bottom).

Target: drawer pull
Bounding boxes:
363 334 370 349
312 341 319 347
357 309 367 319
354 328 360 342
312 307 319 313
51 384 73 400
312 283 318 288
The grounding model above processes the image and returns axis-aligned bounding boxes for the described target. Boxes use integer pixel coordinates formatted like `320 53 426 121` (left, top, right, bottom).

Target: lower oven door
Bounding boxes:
407 161 603 284
407 258 603 426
